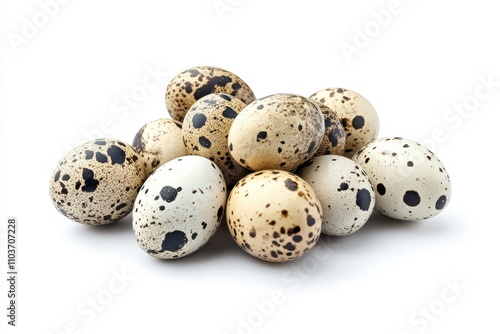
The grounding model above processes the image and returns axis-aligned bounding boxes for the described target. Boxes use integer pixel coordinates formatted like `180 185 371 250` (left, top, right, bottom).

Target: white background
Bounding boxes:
1 0 499 333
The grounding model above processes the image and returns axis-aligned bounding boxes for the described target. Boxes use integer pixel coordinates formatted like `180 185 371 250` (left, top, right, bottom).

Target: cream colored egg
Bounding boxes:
298 155 375 236
132 118 187 177
228 93 325 172
133 156 227 259
352 137 451 221
310 88 379 158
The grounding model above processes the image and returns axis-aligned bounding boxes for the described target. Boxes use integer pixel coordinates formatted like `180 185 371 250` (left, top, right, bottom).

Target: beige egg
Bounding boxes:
49 139 147 225
226 170 323 262
182 93 249 187
228 93 325 172
132 118 187 177
313 101 346 156
310 88 379 158
165 66 256 122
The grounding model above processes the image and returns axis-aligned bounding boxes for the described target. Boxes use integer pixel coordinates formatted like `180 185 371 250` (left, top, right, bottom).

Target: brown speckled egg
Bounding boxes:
226 170 323 262
313 101 346 156
228 93 325 172
310 88 379 158
182 93 249 187
132 118 187 177
49 139 147 225
165 66 256 122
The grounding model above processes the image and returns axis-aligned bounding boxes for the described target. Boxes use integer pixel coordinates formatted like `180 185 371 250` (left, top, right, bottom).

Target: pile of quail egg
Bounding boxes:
49 66 451 262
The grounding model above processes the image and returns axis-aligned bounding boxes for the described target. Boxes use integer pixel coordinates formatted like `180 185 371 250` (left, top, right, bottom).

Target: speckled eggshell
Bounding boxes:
132 118 187 177
228 93 325 172
298 155 375 236
352 137 451 221
226 170 323 262
310 88 379 158
49 139 147 225
133 156 227 259
312 101 346 156
182 93 249 187
165 66 256 122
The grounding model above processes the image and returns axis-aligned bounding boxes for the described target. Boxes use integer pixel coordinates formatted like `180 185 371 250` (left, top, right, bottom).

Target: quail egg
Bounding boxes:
352 137 451 221
165 66 256 122
49 139 147 225
298 155 375 235
133 156 227 259
228 93 325 172
310 88 379 158
312 101 346 156
182 93 249 187
226 170 323 262
132 118 187 177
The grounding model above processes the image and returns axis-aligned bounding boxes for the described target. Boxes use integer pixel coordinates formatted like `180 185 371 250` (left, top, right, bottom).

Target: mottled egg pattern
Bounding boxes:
226 170 323 262
182 93 249 187
313 101 346 156
298 155 375 236
310 88 379 158
352 137 451 221
228 93 325 172
133 156 227 259
49 139 146 225
165 66 256 122
132 118 187 177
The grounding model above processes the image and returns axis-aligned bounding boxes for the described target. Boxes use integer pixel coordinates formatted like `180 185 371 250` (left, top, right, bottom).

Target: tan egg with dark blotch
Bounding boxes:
312 101 346 156
132 118 187 177
49 139 147 225
310 88 379 158
228 93 325 172
182 93 250 187
165 66 256 122
226 170 323 262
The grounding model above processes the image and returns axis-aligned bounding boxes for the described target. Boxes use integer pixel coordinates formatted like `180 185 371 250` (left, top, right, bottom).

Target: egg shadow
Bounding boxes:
70 213 134 235
181 221 242 261
143 211 436 268
65 205 455 272
361 210 454 234
327 210 456 256
357 210 420 232
144 218 307 270
64 212 135 256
